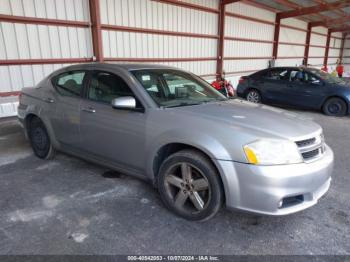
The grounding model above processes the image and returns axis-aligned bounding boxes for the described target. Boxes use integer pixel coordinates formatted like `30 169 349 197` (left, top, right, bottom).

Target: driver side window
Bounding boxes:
88 71 134 104
304 72 321 85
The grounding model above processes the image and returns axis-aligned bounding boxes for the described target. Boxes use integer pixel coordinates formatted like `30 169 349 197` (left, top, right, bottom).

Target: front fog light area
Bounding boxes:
278 195 305 209
278 200 283 208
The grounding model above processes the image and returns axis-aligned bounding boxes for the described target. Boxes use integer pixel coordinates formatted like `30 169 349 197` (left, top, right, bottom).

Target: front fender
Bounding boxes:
145 128 241 207
145 128 233 180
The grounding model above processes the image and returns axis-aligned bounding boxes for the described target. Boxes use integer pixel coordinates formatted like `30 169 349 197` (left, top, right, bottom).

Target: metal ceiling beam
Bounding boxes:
273 0 299 9
274 0 332 24
330 26 350 33
312 0 348 17
310 17 350 28
221 0 240 5
241 0 279 13
278 0 350 19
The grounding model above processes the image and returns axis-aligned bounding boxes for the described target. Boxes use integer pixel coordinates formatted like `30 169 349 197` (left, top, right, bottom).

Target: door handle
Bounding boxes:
44 97 55 103
82 107 96 113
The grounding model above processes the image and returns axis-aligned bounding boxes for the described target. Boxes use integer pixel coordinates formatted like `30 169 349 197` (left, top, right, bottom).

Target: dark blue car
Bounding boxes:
237 67 350 116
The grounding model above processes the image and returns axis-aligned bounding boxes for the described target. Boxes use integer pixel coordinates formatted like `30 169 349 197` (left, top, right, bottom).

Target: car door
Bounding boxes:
79 70 147 172
257 68 290 104
49 70 88 147
284 70 325 109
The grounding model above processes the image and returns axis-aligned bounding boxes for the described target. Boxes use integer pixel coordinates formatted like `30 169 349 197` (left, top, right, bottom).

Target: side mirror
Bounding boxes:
111 96 136 110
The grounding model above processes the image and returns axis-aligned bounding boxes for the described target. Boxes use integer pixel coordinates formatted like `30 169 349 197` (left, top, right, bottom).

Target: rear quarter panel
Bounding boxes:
18 78 60 147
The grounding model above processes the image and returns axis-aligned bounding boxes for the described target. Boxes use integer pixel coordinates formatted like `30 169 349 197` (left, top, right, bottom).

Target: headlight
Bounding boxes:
243 139 303 165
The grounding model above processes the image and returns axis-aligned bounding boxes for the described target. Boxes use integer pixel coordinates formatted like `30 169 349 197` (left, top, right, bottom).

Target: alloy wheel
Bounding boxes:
163 162 211 213
328 103 341 115
246 90 261 103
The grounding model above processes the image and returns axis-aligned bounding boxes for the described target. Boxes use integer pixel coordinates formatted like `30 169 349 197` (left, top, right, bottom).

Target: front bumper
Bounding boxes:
217 144 334 215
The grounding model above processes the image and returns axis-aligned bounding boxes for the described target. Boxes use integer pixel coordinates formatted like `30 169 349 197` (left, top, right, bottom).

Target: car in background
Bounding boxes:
237 67 350 117
18 63 333 221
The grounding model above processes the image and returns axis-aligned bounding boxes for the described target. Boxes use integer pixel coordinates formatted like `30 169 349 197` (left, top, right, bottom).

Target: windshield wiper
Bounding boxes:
200 98 229 103
165 102 202 108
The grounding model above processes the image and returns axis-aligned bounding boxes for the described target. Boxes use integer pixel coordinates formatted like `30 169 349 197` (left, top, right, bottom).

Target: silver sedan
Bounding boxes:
18 63 333 221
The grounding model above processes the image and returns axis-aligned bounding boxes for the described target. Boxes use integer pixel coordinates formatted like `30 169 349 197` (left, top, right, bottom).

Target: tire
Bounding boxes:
158 149 224 221
29 117 55 159
246 89 261 103
322 97 347 117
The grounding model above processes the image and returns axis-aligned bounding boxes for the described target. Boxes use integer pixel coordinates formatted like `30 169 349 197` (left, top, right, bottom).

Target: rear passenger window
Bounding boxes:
55 71 86 97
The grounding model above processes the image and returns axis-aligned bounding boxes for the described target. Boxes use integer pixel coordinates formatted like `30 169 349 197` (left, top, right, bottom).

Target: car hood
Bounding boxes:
171 99 322 140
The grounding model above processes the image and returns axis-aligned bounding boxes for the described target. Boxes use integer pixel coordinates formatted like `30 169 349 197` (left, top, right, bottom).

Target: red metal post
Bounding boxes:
304 23 312 65
89 0 103 62
272 14 281 60
216 1 226 79
323 29 331 67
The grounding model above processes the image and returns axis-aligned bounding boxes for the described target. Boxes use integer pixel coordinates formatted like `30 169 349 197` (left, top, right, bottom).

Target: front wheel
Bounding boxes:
158 150 224 221
246 89 261 103
29 117 55 159
322 98 347 117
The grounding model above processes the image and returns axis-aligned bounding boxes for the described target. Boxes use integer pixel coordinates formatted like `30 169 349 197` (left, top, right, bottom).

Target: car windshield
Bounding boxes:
308 68 346 85
132 69 227 108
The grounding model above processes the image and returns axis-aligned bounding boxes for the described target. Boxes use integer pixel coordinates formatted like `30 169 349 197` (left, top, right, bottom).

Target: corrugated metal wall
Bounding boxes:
224 2 274 75
0 0 92 94
328 32 342 70
0 0 348 117
275 18 307 67
344 37 350 72
100 0 219 77
308 26 327 67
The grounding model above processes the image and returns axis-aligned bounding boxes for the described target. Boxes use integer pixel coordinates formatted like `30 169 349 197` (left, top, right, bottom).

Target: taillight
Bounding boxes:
239 77 246 84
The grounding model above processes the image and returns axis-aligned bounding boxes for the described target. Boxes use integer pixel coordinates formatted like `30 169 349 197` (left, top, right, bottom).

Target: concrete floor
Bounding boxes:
0 111 349 255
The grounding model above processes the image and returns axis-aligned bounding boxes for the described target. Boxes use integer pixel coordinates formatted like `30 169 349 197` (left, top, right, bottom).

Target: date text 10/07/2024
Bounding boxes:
127 256 220 261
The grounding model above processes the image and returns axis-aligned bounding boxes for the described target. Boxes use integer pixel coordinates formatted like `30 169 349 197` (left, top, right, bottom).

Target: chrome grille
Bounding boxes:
302 148 320 159
296 138 316 147
295 134 325 162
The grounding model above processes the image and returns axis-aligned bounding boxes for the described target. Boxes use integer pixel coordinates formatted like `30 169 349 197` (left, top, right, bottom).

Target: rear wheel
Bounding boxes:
29 117 55 159
246 89 261 103
158 150 224 221
322 98 347 117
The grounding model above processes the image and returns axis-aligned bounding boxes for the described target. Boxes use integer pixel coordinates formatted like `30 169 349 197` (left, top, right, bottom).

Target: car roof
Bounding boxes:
62 62 179 72
268 66 319 71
